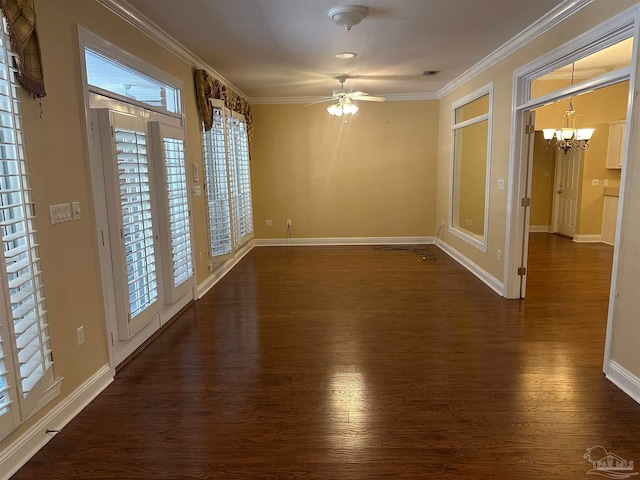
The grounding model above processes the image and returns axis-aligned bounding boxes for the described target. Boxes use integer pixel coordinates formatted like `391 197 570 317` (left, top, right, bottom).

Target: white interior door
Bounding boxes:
552 148 582 238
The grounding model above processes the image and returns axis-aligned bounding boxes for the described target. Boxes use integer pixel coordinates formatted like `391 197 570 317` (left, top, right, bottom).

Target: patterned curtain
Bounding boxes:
0 0 46 98
195 69 253 138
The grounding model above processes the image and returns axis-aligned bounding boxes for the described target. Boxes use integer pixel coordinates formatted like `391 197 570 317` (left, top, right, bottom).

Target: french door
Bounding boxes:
97 110 161 337
92 106 194 366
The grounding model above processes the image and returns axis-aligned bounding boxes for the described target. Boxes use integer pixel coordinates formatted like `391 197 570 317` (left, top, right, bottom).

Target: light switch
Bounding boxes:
49 203 72 225
497 179 505 190
72 201 81 221
592 179 600 187
192 186 202 196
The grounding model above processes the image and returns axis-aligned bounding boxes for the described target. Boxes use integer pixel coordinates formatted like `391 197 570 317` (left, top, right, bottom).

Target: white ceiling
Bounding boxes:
121 0 567 102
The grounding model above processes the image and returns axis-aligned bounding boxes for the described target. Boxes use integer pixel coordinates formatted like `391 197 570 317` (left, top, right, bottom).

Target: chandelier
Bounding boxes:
327 98 359 117
542 63 594 154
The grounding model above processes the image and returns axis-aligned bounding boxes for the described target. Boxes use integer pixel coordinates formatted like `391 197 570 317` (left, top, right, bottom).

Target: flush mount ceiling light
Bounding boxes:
328 5 368 32
335 52 358 59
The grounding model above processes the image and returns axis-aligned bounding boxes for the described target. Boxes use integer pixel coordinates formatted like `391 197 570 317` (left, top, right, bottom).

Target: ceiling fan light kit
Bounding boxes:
322 75 385 118
328 5 368 32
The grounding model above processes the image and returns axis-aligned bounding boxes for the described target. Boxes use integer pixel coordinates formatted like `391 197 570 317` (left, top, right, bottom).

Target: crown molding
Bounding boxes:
94 0 248 99
437 0 595 98
250 92 439 105
95 0 594 105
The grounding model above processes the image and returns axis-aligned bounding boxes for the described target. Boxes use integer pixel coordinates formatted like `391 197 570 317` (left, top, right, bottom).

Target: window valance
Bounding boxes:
195 69 253 138
0 0 46 98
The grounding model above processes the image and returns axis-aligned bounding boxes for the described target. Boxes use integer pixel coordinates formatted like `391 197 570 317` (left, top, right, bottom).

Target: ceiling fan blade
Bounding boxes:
351 94 386 102
304 97 337 106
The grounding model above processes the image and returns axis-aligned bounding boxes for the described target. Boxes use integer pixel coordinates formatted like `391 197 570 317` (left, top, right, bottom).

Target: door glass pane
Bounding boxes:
115 127 158 318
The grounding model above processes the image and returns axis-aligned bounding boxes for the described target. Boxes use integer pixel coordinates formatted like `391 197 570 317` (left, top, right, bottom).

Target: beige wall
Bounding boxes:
250 101 439 239
533 81 627 235
529 132 556 228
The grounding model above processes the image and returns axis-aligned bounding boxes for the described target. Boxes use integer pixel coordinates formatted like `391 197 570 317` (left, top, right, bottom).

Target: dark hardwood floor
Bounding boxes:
12 233 640 479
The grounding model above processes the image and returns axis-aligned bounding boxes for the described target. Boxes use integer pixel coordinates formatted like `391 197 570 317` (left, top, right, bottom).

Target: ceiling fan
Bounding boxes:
319 75 385 117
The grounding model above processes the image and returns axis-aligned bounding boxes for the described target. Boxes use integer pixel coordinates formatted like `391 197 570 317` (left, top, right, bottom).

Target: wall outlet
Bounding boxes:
465 219 473 226
497 249 501 261
77 326 85 345
497 179 505 190
199 252 203 262
604 179 609 186
266 220 272 227
287 219 292 227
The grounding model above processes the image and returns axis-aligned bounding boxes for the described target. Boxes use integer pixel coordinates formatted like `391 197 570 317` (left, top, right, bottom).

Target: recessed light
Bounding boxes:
335 52 357 60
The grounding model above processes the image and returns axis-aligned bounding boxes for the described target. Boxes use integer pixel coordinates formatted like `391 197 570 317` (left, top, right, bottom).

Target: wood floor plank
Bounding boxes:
11 233 640 479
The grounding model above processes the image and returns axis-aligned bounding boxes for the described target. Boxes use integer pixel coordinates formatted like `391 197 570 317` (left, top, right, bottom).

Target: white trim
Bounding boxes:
528 225 551 233
505 5 639 300
436 241 504 296
604 7 640 376
449 83 493 254
438 0 594 98
197 240 255 299
572 234 603 243
253 236 433 247
606 360 640 405
0 366 113 480
94 0 246 98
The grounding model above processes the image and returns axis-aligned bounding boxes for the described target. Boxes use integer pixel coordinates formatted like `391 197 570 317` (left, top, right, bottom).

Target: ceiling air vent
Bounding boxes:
423 70 441 76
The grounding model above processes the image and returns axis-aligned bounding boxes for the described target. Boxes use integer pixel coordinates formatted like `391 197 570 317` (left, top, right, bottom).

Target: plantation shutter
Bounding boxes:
149 122 194 304
0 16 54 428
202 106 232 259
97 110 161 339
225 115 240 248
233 116 253 242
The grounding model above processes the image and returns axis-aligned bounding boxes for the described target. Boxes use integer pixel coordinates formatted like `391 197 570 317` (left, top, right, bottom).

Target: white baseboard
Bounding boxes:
197 240 255 299
529 225 551 233
436 240 504 296
573 234 603 243
0 365 113 480
254 236 434 247
606 360 640 405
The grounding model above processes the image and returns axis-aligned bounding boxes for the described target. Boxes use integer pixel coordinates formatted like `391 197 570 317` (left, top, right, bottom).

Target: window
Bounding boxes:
202 105 253 263
450 84 493 251
85 47 180 116
0 18 58 439
202 108 232 259
227 114 253 246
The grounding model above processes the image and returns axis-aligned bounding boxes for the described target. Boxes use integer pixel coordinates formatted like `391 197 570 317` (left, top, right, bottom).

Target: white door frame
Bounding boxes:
505 8 637 300
77 27 192 373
